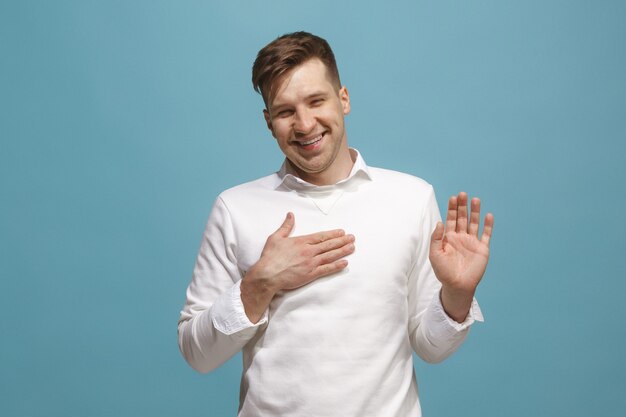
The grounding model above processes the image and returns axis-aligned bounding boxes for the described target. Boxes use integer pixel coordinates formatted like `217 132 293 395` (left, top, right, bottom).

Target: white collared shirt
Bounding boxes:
179 150 482 417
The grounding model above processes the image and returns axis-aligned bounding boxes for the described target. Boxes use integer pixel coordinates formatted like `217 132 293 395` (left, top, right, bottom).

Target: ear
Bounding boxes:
263 109 274 133
339 86 351 115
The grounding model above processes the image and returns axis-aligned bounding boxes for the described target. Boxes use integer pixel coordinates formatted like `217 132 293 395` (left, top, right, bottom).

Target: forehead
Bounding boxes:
269 59 337 107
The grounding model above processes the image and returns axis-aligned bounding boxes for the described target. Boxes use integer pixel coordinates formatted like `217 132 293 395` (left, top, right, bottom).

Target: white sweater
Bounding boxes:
178 150 482 417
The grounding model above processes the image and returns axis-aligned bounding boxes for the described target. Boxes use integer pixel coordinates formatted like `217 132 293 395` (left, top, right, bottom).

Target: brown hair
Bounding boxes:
252 31 341 106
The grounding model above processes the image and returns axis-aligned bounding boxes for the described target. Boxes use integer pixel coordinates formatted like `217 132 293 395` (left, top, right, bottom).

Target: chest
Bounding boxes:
230 187 425 298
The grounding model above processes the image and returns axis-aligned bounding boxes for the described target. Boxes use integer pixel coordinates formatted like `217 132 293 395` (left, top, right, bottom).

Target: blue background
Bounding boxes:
2 1 625 416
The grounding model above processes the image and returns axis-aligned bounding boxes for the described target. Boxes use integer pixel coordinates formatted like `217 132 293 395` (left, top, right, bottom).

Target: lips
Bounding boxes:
296 133 324 150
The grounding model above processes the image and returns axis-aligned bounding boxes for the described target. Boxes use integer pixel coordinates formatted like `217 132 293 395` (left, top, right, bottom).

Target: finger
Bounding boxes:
430 221 444 253
445 195 458 234
302 228 346 244
274 212 295 238
456 192 468 233
314 259 349 278
315 240 355 264
313 234 355 255
480 212 494 246
469 198 481 237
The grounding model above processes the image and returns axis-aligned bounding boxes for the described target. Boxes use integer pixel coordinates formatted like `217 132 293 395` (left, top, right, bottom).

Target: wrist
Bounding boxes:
440 285 475 323
240 265 279 324
244 263 281 295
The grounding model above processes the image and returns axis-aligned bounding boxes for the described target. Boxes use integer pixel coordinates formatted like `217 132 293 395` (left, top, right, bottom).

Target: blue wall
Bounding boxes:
1 1 625 416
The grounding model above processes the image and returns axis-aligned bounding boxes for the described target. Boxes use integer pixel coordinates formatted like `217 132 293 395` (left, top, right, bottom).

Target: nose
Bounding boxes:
293 108 315 135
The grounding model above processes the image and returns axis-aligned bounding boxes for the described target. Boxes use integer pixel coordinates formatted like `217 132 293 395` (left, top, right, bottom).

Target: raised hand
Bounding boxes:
429 192 494 322
241 212 355 322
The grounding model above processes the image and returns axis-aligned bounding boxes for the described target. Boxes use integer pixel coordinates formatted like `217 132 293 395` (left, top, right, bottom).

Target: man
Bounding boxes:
178 31 494 416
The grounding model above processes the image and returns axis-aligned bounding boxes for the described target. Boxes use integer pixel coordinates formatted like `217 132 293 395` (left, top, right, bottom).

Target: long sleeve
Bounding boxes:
177 159 486 415
178 197 267 373
407 187 483 364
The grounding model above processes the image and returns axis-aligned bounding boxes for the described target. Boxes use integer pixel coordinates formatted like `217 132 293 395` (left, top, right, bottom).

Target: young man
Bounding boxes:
178 31 494 416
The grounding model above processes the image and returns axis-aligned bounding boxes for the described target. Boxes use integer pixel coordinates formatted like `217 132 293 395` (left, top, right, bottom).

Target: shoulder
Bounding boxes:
362 165 441 235
361 166 437 218
367 166 434 195
217 172 280 203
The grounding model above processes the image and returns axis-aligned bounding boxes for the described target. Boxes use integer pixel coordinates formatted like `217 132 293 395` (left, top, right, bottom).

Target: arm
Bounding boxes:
430 192 494 322
408 188 488 363
178 197 262 373
178 201 355 373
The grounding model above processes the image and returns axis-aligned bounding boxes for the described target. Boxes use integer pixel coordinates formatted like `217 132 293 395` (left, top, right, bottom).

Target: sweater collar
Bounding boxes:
276 148 372 192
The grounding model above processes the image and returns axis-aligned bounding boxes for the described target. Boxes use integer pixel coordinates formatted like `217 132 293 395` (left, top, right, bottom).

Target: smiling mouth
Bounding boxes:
298 133 324 147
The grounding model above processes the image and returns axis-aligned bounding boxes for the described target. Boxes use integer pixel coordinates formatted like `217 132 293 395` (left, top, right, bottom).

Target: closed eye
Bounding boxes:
275 109 294 118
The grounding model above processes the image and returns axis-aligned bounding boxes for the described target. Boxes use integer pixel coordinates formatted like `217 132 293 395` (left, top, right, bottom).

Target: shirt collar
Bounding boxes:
276 148 372 192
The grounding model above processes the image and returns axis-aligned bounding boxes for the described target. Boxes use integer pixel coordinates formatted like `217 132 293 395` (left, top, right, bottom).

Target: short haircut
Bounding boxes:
252 31 341 106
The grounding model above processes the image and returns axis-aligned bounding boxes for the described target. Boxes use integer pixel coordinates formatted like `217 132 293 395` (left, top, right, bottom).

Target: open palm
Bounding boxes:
429 192 494 294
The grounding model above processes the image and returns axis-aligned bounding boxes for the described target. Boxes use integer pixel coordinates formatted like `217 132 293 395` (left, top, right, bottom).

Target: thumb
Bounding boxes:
430 221 444 253
274 212 295 238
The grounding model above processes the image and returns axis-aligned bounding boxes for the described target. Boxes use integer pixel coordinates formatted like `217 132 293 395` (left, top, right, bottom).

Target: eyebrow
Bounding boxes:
271 91 329 112
305 91 329 100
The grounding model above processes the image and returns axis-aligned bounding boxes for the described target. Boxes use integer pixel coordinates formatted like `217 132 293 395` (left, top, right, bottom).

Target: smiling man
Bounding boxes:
261 57 352 187
178 31 494 417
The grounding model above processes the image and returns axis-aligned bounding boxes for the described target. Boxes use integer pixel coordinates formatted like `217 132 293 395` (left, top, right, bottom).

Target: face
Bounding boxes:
263 58 352 185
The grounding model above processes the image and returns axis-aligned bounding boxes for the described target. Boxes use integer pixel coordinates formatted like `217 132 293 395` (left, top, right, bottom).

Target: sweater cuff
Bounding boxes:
426 291 484 337
211 280 269 336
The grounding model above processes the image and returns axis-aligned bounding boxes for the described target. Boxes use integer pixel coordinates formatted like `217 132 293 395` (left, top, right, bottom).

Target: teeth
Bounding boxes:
302 134 322 146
